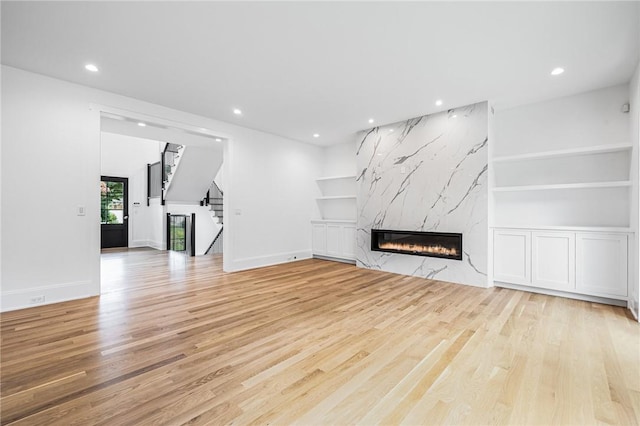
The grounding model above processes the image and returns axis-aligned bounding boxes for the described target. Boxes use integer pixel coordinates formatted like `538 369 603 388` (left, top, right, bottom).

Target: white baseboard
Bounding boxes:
313 254 356 265
129 240 164 250
628 300 639 321
130 240 149 248
495 281 627 307
1 280 97 312
226 250 312 272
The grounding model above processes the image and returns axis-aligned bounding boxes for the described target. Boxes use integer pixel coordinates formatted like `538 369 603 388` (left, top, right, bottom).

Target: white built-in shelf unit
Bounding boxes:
493 180 631 192
315 175 357 181
492 142 632 230
491 143 632 163
316 195 357 200
315 175 357 221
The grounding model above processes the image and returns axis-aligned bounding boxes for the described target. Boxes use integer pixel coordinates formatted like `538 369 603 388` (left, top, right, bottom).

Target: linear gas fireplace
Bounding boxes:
371 229 463 261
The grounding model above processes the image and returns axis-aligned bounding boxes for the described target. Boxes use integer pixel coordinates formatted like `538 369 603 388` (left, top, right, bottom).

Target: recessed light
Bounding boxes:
313 133 320 138
233 108 242 115
551 67 565 76
389 129 394 132
368 118 374 124
452 114 457 118
137 122 146 127
435 99 443 106
85 64 99 72
215 138 222 142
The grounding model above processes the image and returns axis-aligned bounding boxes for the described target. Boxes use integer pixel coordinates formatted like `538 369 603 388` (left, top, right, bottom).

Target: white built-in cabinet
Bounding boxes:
493 228 628 300
490 136 633 303
531 231 575 291
312 174 357 262
493 229 531 285
576 233 628 298
312 222 327 255
311 220 356 261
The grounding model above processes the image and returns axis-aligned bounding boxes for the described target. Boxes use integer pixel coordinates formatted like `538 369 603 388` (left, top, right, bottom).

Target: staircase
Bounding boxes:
162 143 184 204
203 180 224 254
156 141 224 255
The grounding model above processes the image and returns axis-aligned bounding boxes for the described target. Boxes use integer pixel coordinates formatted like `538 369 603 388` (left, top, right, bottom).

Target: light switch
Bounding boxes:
77 205 86 216
234 209 242 216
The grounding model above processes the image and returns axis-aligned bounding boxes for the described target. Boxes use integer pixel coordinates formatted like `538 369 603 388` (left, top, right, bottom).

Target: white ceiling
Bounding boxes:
101 115 225 150
2 1 639 146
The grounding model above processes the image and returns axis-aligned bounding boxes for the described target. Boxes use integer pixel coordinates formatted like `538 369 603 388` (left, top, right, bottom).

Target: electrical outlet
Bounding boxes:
30 295 45 304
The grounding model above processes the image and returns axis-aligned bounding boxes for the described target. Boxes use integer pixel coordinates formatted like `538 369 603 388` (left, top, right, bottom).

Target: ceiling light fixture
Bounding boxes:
85 64 99 72
313 133 320 138
389 129 394 132
137 122 146 127
215 138 222 142
368 118 374 124
551 67 565 76
452 114 457 118
233 108 242 115
435 99 443 106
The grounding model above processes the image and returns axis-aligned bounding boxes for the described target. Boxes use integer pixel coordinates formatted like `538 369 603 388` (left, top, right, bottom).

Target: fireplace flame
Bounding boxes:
378 241 458 257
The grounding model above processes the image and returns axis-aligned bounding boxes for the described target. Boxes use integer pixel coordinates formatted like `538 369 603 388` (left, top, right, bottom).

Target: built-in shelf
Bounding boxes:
491 225 633 233
316 175 357 182
492 143 632 164
316 195 357 200
316 173 356 222
311 219 356 224
493 181 632 192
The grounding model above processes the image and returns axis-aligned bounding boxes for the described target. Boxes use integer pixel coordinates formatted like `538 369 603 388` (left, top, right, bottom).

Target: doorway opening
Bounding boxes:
98 108 227 294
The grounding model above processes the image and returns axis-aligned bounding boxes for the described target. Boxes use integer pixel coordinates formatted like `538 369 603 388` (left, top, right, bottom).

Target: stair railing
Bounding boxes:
161 143 183 206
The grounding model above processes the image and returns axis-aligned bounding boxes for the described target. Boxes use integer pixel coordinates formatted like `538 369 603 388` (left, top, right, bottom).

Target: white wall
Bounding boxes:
224 131 321 270
630 61 640 320
495 84 630 156
1 65 322 311
322 139 357 177
148 198 165 250
101 132 161 248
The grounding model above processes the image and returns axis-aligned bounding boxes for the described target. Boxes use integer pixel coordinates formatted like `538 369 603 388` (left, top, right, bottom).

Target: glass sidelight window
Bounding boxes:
101 180 125 224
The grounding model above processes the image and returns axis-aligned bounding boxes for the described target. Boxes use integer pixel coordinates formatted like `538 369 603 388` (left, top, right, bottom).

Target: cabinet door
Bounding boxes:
312 223 327 255
341 224 356 260
576 233 627 298
531 232 575 291
326 224 342 257
493 229 531 285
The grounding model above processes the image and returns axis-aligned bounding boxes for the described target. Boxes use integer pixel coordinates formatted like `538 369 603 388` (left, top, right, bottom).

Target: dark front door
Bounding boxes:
101 176 128 249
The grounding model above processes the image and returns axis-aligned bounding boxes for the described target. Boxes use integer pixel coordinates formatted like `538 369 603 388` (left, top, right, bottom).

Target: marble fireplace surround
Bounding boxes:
356 101 488 287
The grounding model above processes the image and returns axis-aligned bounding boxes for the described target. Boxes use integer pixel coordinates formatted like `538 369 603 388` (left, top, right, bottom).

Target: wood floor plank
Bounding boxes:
1 248 638 425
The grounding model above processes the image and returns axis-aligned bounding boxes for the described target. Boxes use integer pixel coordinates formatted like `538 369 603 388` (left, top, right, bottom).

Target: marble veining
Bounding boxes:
356 102 488 287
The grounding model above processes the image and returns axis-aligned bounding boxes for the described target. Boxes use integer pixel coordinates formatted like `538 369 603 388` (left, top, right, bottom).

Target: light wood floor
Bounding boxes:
1 249 639 425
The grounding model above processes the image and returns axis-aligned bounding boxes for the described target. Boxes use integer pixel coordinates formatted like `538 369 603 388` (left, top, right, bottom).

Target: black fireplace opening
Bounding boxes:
371 229 463 261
